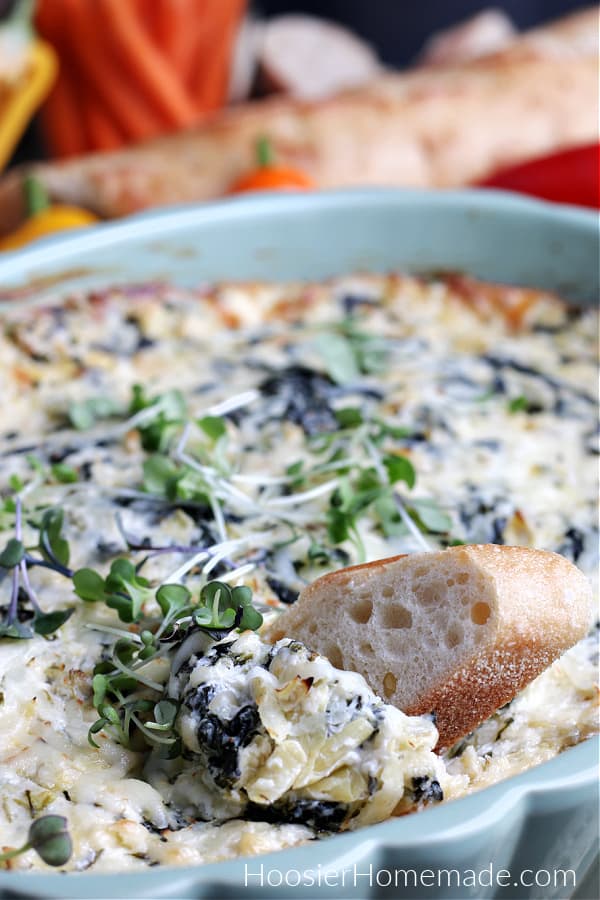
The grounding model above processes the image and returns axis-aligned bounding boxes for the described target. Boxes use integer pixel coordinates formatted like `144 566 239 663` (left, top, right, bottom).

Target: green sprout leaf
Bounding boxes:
88 717 109 749
334 407 364 429
508 395 529 413
50 463 78 484
0 815 72 868
237 602 263 632
0 620 34 640
156 583 191 618
409 498 452 534
0 537 25 568
74 560 151 622
8 474 24 493
104 559 152 622
198 415 227 442
130 385 187 451
142 454 180 497
285 460 305 487
314 332 360 384
307 540 334 566
39 508 70 567
383 454 416 489
145 699 178 732
326 506 353 544
374 494 404 537
92 673 109 708
27 816 72 867
372 417 414 441
69 396 122 431
25 454 46 475
193 580 263 633
33 608 74 636
73 568 106 603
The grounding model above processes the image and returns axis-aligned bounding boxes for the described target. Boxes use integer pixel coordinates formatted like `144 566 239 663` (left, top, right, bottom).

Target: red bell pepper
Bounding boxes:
477 143 599 209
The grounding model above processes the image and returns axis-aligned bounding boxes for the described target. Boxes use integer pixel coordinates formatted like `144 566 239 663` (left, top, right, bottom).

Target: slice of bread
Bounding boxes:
265 545 592 750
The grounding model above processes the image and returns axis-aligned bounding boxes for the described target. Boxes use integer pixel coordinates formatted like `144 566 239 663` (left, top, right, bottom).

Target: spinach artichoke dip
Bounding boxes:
0 273 597 873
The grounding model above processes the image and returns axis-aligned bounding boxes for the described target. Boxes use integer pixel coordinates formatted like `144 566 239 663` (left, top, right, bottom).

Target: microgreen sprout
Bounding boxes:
73 558 153 623
507 395 530 413
86 579 263 751
69 395 123 431
314 316 390 384
129 384 187 452
0 815 72 868
1 350 454 647
0 499 74 639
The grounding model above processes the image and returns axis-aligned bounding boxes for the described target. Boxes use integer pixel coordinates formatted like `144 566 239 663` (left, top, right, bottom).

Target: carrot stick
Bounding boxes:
36 0 88 156
152 0 200 84
185 6 211 92
35 0 57 38
137 0 163 45
82 98 126 152
133 0 155 33
58 0 165 142
40 69 88 158
95 0 198 127
189 0 245 109
186 0 225 92
152 0 183 59
197 42 229 111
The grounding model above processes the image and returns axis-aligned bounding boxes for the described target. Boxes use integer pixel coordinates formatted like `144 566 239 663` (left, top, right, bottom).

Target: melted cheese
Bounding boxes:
0 274 597 872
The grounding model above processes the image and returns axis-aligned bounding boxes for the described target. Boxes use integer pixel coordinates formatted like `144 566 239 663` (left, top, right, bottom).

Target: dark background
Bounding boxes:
258 0 586 66
9 0 586 166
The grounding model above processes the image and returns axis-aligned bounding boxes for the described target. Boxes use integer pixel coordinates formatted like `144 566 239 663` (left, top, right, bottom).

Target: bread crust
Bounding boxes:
266 545 592 750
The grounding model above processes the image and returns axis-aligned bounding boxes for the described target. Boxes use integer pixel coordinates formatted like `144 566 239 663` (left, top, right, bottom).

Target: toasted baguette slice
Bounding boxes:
266 545 592 750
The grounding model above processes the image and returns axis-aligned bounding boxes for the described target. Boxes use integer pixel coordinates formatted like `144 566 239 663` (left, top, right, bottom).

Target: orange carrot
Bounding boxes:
138 0 165 45
37 0 162 146
34 0 58 39
82 99 125 153
40 68 87 158
59 0 165 142
189 0 245 109
95 0 198 127
152 0 184 59
185 6 212 92
36 0 88 156
37 0 245 154
152 0 201 85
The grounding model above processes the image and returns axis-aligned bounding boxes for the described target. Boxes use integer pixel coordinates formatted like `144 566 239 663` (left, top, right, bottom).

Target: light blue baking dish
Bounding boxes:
0 189 598 900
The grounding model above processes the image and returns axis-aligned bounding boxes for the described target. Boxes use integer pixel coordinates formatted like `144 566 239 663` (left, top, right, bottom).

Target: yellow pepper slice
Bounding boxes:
0 39 58 171
0 176 97 251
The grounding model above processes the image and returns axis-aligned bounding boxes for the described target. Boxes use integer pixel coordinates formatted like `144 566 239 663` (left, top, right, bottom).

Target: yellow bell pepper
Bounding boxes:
0 176 98 251
0 39 58 171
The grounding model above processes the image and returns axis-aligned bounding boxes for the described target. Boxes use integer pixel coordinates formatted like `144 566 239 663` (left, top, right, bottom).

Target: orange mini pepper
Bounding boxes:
229 137 315 194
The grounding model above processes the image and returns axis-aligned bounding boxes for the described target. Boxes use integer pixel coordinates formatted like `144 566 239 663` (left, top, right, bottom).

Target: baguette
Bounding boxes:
266 545 592 750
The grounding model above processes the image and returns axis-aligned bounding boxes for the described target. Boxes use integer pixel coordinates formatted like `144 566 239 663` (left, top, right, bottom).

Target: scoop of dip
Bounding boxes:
148 631 447 830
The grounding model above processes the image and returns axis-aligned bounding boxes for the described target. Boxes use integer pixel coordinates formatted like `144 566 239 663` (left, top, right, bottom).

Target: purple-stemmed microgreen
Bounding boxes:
0 498 74 639
85 579 263 753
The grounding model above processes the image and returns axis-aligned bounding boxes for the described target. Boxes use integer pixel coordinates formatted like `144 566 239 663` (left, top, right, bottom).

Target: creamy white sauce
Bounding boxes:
0 274 597 872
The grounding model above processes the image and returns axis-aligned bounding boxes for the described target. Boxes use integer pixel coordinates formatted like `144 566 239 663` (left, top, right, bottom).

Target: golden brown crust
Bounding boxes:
441 273 555 331
406 642 559 751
